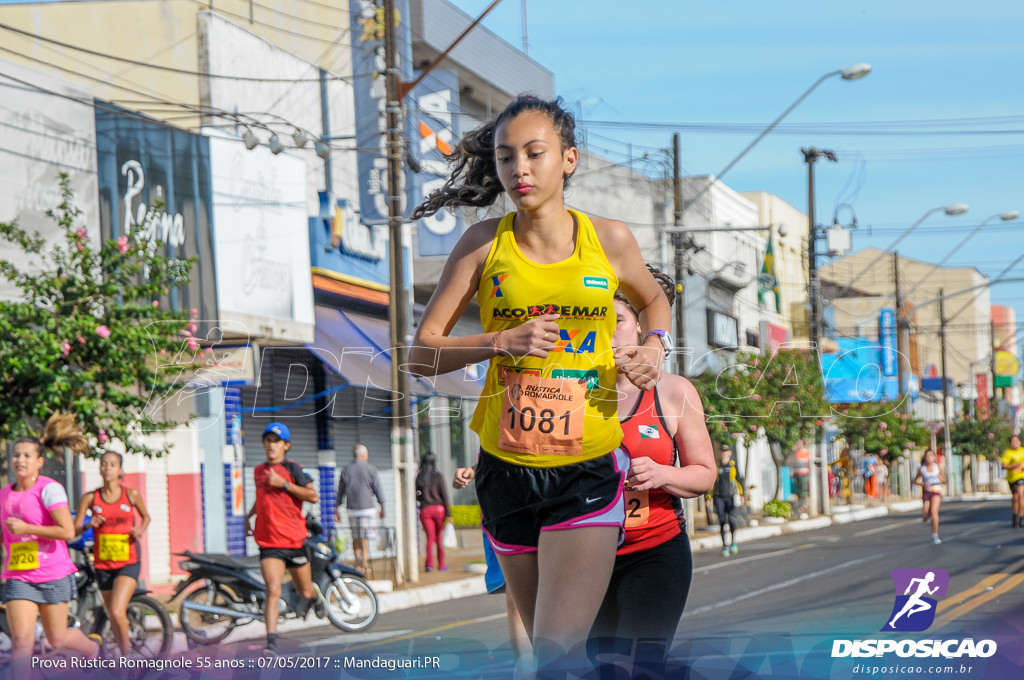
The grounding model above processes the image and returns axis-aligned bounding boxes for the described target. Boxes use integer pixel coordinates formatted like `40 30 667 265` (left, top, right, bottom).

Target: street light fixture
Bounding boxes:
836 203 969 298
902 210 1019 300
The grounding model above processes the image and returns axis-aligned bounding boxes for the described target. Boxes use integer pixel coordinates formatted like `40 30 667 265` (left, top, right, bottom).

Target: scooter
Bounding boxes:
173 516 377 645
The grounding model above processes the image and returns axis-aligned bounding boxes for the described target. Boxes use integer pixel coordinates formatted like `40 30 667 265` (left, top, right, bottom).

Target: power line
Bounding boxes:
0 21 358 84
184 0 367 51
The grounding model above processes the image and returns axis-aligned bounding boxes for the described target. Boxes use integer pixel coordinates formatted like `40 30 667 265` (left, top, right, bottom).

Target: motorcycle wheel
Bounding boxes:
323 577 377 632
93 595 173 658
180 584 238 645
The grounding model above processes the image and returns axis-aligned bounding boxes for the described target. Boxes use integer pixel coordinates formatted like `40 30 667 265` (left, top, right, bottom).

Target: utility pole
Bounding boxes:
802 147 836 351
384 0 415 585
381 0 502 585
802 147 835 518
672 133 686 377
939 291 954 495
990 320 998 405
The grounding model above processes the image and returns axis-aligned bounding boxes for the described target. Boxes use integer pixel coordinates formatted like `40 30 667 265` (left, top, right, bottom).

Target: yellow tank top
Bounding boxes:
1002 447 1024 483
470 210 622 467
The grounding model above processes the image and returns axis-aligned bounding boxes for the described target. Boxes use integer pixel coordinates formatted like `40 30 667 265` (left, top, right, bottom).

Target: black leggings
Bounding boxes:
590 532 693 647
714 495 736 544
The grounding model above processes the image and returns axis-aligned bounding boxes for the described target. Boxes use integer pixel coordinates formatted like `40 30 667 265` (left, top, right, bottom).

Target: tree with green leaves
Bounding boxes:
945 414 1015 492
0 176 200 460
946 415 1014 461
695 349 830 499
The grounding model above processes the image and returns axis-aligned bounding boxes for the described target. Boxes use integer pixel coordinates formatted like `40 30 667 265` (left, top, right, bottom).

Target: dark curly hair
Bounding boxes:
614 264 676 320
410 95 577 219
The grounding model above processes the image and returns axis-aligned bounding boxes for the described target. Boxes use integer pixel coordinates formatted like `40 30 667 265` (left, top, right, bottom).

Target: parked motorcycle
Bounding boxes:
174 516 377 645
0 543 173 659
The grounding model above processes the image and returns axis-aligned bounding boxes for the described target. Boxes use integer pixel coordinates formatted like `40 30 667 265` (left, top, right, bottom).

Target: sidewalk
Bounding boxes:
173 493 1007 649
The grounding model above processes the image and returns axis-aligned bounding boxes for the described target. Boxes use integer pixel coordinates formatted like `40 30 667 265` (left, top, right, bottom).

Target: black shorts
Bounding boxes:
95 561 141 591
713 496 735 524
259 547 309 569
475 447 628 555
1012 479 1024 488
591 531 692 644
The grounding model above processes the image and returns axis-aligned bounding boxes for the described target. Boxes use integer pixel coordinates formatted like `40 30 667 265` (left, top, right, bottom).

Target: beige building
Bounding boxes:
0 0 352 130
817 247 992 387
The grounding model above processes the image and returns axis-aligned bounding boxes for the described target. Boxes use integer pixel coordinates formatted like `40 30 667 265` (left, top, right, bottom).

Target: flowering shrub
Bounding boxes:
836 402 930 459
0 176 199 457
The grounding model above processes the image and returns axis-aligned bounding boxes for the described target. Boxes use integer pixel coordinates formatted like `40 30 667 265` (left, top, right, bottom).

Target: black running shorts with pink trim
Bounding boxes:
475 447 628 556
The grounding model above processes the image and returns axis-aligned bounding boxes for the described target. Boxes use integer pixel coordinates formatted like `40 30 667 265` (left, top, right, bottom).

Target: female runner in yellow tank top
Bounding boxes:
409 95 671 676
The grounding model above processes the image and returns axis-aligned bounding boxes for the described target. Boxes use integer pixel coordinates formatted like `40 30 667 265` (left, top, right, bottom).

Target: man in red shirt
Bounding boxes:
245 422 319 654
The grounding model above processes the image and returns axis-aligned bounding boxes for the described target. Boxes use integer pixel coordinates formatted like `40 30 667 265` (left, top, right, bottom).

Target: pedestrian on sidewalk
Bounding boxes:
711 445 744 557
863 451 880 499
409 94 672 676
1000 434 1024 528
791 440 811 513
876 455 889 501
415 452 451 572
336 443 386 574
914 448 945 544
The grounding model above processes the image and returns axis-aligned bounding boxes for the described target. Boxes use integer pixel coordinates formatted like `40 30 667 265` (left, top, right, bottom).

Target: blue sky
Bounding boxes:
450 0 1024 336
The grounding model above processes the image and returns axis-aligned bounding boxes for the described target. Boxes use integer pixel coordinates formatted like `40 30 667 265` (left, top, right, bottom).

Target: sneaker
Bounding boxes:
730 544 739 555
295 596 316 620
262 636 279 656
425 566 433 572
86 633 104 659
721 547 730 557
932 535 942 545
1013 515 1019 529
439 566 448 572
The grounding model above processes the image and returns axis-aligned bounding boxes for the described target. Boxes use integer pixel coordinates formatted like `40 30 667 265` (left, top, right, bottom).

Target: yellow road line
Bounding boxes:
936 574 1007 612
934 573 1024 629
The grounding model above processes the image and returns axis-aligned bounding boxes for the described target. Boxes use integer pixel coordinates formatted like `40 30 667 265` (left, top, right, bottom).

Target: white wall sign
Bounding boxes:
209 136 314 338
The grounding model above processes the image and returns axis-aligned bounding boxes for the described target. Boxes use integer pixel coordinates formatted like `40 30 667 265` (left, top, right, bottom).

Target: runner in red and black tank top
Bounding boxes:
619 385 682 554
590 279 717 674
74 451 152 657
90 485 138 569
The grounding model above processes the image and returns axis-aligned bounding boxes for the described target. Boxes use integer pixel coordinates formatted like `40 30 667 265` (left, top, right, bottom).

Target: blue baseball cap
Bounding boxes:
262 422 291 442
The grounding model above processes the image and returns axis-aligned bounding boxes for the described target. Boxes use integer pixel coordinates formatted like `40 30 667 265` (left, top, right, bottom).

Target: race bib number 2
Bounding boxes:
499 373 585 456
8 541 39 571
624 488 650 528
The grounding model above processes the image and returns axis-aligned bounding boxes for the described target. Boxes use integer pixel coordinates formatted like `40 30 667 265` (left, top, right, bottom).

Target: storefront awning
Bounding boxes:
309 305 484 400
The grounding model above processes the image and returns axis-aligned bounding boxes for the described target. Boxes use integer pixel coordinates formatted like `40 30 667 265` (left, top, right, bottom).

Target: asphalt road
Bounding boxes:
196 500 1024 679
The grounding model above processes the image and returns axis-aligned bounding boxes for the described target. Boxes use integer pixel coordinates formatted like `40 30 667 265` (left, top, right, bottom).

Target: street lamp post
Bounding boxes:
669 63 871 370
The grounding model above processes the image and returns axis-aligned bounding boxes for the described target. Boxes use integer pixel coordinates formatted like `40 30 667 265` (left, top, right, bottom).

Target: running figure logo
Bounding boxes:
882 569 949 632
